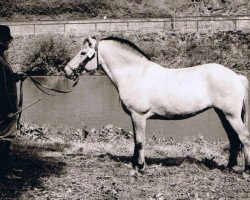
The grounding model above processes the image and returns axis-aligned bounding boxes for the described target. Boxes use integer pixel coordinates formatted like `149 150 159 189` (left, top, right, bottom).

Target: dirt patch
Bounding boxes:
0 124 249 199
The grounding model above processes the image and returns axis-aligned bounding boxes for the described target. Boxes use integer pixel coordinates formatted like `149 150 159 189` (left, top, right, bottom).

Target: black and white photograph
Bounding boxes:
0 0 249 199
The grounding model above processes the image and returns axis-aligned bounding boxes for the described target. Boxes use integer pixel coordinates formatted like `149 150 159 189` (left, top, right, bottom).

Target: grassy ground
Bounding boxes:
0 123 249 199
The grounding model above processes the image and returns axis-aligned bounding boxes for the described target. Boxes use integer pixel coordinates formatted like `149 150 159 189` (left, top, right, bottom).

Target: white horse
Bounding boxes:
65 36 249 173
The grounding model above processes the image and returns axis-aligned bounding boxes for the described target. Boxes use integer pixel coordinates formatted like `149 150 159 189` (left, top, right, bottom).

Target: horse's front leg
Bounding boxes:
131 112 147 170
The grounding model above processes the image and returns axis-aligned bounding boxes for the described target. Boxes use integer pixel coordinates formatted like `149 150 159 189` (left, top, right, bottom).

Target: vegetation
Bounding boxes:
0 121 249 199
0 0 248 21
14 30 249 75
21 37 71 75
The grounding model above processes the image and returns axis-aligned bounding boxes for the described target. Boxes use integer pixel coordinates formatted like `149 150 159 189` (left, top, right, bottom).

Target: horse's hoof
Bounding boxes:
242 172 250 179
138 162 145 170
132 162 145 173
231 166 242 174
138 165 146 174
129 169 137 177
223 166 241 174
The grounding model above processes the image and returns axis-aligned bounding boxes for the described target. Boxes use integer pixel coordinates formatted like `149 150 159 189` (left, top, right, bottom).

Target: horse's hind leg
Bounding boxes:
215 108 241 168
131 112 147 170
226 115 250 173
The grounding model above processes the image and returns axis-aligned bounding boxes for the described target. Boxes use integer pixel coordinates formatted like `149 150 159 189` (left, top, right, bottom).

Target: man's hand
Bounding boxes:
7 113 14 118
16 71 27 81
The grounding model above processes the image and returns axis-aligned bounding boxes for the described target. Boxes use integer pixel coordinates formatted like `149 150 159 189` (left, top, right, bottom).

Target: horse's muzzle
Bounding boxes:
64 66 73 76
64 65 77 80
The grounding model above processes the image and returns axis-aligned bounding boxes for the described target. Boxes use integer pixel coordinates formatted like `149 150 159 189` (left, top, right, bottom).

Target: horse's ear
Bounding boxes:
83 37 96 48
83 37 90 44
88 37 96 48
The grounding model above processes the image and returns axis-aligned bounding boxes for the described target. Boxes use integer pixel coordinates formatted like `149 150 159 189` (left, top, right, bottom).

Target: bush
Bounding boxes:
0 0 14 17
1 0 172 20
22 36 71 75
0 0 248 21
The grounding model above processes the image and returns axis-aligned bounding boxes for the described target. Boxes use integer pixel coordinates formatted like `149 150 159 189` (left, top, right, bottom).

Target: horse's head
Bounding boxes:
64 37 98 80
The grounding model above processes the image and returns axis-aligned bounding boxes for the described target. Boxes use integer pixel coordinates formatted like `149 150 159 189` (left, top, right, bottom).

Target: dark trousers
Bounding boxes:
0 140 11 175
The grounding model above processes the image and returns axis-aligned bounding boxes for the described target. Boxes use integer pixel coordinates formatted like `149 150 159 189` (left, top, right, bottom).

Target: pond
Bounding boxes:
21 74 249 142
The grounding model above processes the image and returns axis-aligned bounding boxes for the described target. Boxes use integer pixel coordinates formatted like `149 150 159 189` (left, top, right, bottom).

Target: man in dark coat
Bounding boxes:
0 25 27 177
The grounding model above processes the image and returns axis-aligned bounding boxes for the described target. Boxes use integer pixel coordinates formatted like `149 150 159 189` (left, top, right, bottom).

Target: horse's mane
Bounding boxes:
101 36 151 60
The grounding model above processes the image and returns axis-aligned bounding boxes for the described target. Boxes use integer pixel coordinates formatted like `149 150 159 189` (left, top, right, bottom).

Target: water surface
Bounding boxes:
21 74 249 142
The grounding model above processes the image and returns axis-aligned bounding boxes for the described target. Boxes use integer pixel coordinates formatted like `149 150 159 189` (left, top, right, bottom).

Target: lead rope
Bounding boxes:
15 73 79 130
28 75 79 96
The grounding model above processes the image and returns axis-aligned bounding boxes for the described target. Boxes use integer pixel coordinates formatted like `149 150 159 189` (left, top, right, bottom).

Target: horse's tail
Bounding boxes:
239 75 249 128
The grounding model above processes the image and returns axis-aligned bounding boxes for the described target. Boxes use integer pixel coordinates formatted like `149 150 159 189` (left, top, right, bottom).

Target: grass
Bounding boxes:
17 122 230 165
0 121 247 199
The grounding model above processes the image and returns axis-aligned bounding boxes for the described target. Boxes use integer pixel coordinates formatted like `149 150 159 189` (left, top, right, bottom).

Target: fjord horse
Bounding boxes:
64 37 249 173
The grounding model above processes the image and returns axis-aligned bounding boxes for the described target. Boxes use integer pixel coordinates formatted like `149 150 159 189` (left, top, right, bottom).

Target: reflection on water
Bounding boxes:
21 74 249 142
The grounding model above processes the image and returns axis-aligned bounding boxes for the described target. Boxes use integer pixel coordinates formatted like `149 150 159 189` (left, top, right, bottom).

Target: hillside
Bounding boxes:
0 0 249 22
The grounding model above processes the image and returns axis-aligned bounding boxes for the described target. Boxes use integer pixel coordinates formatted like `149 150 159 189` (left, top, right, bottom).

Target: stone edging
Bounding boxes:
1 16 250 36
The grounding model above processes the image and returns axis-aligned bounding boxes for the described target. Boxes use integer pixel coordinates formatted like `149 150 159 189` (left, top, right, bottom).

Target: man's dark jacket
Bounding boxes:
0 55 18 138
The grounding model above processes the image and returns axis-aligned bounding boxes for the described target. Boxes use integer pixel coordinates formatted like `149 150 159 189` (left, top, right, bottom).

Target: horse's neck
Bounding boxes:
99 42 148 86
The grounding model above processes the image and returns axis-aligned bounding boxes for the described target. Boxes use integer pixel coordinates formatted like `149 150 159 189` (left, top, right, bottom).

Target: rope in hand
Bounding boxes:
28 75 79 96
16 74 78 130
0 73 77 135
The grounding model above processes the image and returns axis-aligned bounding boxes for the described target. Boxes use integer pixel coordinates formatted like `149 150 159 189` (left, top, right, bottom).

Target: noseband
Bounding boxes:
65 38 100 81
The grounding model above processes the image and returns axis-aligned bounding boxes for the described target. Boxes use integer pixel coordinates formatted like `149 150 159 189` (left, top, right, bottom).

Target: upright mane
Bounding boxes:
101 36 151 60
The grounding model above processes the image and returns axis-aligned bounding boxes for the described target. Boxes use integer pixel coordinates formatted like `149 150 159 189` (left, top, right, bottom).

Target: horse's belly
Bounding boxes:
153 91 211 117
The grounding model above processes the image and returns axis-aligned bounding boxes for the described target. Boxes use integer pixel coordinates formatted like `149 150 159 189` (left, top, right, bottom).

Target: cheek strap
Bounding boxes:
86 48 95 58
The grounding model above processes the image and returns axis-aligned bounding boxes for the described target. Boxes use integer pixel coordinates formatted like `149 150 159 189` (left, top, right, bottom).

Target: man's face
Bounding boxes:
0 39 12 51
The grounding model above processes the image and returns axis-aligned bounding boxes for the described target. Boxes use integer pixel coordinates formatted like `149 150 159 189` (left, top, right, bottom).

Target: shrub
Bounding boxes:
0 0 247 21
0 0 14 17
22 36 71 75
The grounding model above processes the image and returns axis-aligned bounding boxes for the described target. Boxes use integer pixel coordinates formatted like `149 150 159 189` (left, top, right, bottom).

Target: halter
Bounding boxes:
65 38 100 81
25 38 100 97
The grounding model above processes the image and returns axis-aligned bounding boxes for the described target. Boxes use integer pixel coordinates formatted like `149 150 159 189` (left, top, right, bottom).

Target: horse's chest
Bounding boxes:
118 84 152 113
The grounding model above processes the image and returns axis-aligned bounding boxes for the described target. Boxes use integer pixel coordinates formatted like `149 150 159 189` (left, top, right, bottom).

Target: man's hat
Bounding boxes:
0 25 13 41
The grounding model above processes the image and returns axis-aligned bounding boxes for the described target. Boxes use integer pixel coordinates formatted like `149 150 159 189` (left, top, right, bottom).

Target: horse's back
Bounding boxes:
119 62 247 117
179 63 245 91
149 63 246 115
202 63 246 92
